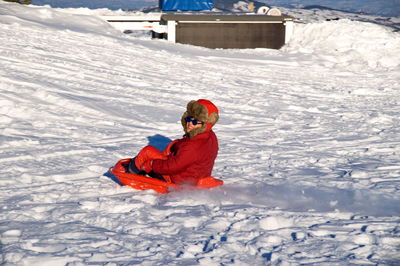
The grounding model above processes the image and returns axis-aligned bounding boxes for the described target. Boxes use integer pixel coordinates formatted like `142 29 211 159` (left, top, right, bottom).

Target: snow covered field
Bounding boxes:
1 2 400 265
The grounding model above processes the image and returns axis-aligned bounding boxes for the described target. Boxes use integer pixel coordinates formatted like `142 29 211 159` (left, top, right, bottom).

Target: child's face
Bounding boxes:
186 121 203 132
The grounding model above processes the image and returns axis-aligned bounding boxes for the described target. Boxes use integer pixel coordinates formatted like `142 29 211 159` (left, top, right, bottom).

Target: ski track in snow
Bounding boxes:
1 2 400 265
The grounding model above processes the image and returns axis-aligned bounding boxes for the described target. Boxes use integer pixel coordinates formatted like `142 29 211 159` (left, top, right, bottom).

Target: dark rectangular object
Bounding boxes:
176 22 286 49
161 14 291 49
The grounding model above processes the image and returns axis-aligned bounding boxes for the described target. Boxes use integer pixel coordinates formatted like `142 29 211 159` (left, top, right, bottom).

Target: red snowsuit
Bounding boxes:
134 99 219 186
153 130 218 185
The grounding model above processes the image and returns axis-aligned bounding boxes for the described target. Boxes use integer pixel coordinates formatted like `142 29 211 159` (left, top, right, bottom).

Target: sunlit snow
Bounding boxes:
1 1 399 265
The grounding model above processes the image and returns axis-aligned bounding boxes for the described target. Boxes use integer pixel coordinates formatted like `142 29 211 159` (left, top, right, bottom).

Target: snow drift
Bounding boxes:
284 19 400 69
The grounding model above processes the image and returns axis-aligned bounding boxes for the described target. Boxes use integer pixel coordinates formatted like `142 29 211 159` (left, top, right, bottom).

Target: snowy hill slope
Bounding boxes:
1 2 400 265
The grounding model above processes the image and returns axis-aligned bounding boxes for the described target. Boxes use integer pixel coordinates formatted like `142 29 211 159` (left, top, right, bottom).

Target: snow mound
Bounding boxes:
0 2 120 36
285 19 400 69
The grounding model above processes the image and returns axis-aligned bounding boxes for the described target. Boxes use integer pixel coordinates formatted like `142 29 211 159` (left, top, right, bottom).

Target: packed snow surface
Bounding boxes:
1 2 400 265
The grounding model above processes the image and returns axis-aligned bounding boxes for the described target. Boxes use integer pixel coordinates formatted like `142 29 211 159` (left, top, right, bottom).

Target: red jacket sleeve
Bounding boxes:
152 141 197 175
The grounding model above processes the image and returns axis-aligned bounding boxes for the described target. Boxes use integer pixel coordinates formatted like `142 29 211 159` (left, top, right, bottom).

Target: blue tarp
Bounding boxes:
161 0 213 11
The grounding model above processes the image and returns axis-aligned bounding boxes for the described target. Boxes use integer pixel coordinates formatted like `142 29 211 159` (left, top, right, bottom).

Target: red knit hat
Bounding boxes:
196 99 219 132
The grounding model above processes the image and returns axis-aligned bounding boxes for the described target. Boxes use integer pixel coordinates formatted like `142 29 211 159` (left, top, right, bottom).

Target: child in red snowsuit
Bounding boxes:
128 99 219 186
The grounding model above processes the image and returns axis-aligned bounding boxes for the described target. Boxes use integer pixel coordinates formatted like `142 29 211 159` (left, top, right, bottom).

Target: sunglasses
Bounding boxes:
185 116 204 125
